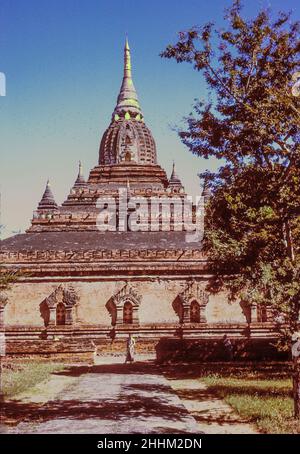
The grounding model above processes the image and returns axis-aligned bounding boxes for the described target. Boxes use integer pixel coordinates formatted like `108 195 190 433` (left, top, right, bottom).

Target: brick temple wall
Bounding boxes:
4 279 246 328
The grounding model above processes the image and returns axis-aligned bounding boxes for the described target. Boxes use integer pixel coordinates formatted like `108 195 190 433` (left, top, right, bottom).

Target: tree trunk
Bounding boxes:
283 219 300 418
293 358 300 418
284 219 295 263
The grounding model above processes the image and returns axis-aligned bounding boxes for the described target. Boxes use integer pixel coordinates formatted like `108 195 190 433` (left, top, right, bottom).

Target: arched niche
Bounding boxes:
40 285 79 327
176 281 209 324
108 284 141 326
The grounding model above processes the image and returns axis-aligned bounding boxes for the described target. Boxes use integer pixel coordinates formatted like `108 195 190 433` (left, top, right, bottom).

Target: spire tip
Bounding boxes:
113 38 143 119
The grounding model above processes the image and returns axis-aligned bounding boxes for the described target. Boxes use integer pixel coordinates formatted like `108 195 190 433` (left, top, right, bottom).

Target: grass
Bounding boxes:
2 360 300 433
163 362 300 433
1 360 65 398
201 367 300 434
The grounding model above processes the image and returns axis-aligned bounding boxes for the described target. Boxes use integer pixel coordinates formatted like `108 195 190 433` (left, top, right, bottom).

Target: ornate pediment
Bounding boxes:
179 280 209 306
0 292 9 308
112 284 141 307
44 285 79 308
63 285 79 307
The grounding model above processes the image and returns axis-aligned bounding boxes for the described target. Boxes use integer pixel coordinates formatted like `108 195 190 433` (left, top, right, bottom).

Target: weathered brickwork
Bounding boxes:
0 40 279 359
4 279 246 328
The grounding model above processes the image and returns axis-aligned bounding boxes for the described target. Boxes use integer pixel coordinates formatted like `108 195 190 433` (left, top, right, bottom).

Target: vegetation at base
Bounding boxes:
0 224 23 294
162 0 300 417
162 0 300 346
201 367 299 433
1 360 65 398
163 362 299 433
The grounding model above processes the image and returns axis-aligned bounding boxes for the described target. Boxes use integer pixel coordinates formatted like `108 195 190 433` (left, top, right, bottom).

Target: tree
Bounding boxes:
161 0 300 417
0 225 20 310
0 224 21 294
0 226 21 402
0 267 20 293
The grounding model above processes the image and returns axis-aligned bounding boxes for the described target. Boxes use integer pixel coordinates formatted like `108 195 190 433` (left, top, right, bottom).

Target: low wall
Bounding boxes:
3 336 289 363
1 322 287 362
4 339 96 364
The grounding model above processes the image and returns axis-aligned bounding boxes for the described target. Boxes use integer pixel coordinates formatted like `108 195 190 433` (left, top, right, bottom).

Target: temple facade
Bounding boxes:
0 40 277 360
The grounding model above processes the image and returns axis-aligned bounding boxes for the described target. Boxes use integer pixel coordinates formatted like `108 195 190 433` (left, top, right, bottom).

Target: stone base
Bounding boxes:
1 322 287 362
95 338 158 356
4 339 96 364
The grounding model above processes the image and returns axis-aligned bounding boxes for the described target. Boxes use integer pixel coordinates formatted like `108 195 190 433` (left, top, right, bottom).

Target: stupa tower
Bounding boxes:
99 38 157 166
29 38 185 231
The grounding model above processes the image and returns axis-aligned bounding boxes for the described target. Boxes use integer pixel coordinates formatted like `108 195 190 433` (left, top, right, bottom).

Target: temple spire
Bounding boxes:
124 36 131 79
170 161 180 181
37 180 58 210
171 161 177 179
73 161 86 188
168 161 183 192
113 38 143 120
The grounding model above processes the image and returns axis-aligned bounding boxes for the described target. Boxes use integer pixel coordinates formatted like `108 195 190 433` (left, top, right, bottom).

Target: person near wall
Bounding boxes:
222 334 234 361
125 334 136 364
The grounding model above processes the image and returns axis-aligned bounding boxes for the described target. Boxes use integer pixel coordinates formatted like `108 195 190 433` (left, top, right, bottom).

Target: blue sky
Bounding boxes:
0 0 298 237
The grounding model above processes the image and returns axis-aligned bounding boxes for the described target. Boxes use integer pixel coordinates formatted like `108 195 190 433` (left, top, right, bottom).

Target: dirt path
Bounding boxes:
2 358 200 434
1 357 258 434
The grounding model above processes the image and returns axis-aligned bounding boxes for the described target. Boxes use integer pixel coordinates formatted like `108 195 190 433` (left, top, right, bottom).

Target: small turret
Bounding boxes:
73 161 86 188
168 162 184 192
37 180 58 210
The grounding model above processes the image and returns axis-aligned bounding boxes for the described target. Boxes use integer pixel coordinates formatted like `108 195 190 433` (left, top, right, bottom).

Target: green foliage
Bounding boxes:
0 267 20 292
0 225 21 292
202 374 298 433
2 361 65 397
162 1 300 340
162 0 299 168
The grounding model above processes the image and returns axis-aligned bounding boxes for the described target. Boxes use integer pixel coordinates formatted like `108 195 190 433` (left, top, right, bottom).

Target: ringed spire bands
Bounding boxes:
99 39 157 166
113 37 143 120
73 161 87 188
37 180 58 211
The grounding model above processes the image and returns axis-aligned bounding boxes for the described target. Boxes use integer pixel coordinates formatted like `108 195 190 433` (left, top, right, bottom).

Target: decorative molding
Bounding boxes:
112 283 141 307
41 285 79 327
0 291 9 308
0 248 205 264
44 286 63 309
110 284 141 326
177 280 209 324
63 285 79 307
179 280 209 306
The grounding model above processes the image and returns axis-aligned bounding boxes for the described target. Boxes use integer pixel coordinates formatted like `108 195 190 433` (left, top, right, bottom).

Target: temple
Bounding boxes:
0 40 279 361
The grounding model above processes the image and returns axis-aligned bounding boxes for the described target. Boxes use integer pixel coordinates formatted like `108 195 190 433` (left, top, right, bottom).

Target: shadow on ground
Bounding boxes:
2 393 187 424
52 361 161 377
2 362 187 426
51 360 292 380
161 362 292 381
2 360 292 432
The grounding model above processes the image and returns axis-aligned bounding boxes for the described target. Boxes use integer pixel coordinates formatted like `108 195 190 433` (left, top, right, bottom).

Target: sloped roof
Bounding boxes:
1 231 203 252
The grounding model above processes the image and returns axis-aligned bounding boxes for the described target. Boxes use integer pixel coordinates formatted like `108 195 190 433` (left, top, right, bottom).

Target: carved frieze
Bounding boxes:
0 248 205 263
